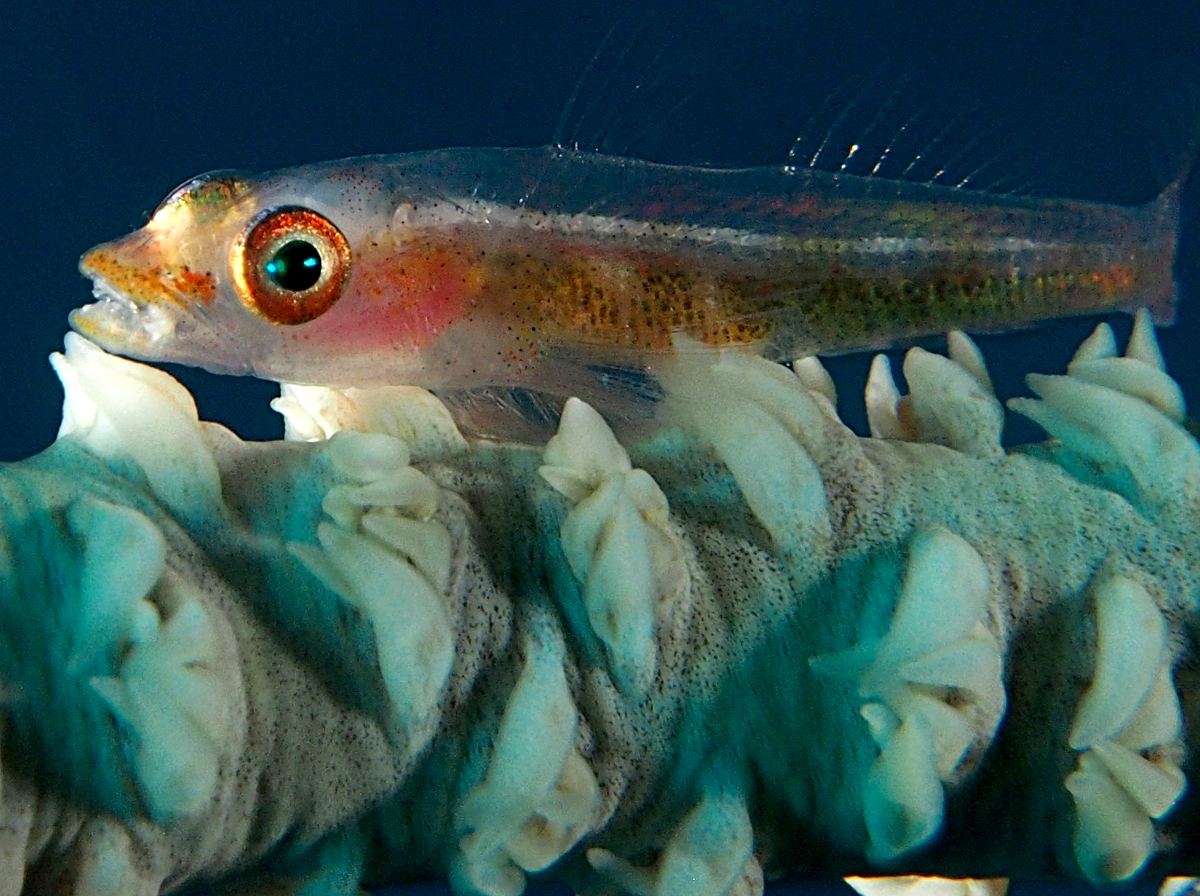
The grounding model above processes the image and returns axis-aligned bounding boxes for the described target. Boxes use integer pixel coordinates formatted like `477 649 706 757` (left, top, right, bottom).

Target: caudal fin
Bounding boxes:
1143 155 1193 325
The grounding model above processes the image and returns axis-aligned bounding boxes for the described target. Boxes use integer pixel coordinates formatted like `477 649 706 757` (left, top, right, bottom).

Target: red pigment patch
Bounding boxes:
318 238 482 350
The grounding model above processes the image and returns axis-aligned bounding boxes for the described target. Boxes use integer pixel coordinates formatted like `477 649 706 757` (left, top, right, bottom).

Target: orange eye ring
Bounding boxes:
232 206 352 325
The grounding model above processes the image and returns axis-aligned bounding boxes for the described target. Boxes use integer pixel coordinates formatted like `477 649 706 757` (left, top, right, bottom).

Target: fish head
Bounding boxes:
74 161 451 385
75 170 272 373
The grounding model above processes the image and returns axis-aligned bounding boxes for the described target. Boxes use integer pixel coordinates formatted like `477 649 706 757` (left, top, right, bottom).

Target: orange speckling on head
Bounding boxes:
164 265 217 304
81 247 216 307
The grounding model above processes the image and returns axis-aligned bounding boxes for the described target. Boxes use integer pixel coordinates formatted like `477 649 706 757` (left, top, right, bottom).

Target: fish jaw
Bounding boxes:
74 238 186 355
74 220 228 361
71 272 180 358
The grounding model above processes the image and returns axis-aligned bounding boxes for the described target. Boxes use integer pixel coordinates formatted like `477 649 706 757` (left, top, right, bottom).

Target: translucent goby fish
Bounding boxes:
74 146 1186 438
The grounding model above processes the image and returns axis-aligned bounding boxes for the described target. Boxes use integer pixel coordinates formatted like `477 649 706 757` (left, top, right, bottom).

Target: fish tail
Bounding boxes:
1142 153 1194 325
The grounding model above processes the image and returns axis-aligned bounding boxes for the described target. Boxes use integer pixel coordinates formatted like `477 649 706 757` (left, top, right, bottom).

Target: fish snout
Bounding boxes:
73 235 201 351
79 230 218 311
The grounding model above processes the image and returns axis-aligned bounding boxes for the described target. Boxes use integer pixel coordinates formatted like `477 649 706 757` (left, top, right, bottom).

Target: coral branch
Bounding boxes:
1 319 1197 894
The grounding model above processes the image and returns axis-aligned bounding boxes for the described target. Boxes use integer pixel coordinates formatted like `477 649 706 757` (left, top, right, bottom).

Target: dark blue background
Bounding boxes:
3 1 1197 893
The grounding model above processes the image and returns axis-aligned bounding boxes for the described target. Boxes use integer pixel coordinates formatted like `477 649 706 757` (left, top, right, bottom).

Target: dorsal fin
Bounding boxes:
553 11 697 160
551 11 1050 194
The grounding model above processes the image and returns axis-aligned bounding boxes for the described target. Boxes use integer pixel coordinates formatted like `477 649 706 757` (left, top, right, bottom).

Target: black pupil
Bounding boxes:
265 240 322 291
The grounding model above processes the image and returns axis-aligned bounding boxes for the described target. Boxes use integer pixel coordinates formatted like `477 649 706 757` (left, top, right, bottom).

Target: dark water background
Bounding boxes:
3 1 1198 893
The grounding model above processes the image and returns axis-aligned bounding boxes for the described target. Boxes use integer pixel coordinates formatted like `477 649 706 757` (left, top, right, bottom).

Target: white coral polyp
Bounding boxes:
1066 575 1185 882
289 428 456 742
90 586 233 824
540 398 682 697
51 332 222 522
811 528 1005 861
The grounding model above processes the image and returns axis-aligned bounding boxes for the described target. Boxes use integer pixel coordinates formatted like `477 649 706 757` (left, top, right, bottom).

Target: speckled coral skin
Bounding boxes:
0 438 409 891
1 326 1198 894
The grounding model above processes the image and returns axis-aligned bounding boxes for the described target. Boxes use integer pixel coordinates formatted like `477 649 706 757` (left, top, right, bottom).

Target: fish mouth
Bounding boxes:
71 274 178 352
73 232 219 351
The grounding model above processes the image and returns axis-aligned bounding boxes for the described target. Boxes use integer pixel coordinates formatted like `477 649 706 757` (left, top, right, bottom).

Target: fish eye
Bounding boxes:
265 240 323 291
232 206 351 325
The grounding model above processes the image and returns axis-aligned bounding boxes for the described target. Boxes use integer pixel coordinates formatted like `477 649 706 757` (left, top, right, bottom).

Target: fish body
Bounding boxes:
74 146 1185 435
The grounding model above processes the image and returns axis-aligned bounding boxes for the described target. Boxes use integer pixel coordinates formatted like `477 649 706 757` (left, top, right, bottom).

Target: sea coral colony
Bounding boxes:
1 312 1199 895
